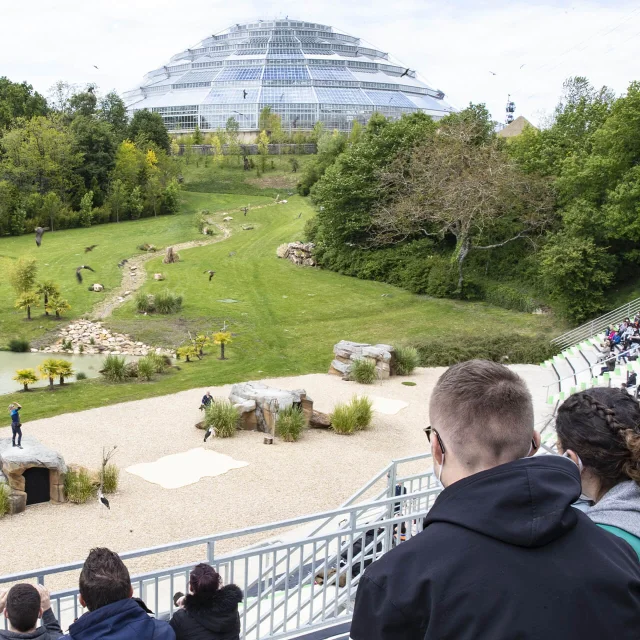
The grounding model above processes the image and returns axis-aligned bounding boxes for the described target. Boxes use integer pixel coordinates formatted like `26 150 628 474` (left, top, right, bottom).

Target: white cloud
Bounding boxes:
2 0 638 125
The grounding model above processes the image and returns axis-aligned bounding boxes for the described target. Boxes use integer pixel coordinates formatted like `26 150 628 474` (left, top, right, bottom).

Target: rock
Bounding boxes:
89 283 104 292
276 241 316 266
329 341 397 378
310 410 331 428
153 273 165 281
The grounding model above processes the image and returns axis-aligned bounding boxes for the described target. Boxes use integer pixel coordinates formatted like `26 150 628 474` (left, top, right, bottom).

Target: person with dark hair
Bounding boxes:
556 387 640 559
9 403 22 448
350 359 640 640
61 548 174 640
169 564 243 640
0 584 61 640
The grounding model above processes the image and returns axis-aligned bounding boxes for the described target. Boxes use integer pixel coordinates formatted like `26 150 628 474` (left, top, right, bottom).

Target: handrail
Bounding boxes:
552 297 640 349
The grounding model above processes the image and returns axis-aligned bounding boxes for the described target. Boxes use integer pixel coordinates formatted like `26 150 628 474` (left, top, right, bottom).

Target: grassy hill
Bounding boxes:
0 162 562 424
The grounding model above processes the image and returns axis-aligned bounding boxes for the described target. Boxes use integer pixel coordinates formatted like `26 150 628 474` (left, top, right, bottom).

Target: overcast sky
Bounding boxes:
2 0 638 125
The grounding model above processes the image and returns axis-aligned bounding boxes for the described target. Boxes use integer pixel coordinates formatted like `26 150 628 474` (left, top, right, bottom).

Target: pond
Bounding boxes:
0 352 137 395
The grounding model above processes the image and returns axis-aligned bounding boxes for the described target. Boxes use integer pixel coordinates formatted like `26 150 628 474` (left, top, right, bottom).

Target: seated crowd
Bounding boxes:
2 361 640 640
599 316 640 383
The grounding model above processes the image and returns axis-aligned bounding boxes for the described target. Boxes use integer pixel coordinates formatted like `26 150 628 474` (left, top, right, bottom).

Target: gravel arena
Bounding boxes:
0 366 554 590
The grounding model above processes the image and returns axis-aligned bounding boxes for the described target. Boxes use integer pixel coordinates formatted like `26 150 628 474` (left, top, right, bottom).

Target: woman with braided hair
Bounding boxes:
556 386 640 559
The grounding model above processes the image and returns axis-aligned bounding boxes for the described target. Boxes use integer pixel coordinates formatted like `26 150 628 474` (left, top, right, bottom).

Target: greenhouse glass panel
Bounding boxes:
364 90 415 107
315 87 371 105
215 67 263 81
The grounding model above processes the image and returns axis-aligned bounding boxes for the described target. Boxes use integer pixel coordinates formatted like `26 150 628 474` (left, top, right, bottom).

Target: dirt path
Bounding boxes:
91 223 231 320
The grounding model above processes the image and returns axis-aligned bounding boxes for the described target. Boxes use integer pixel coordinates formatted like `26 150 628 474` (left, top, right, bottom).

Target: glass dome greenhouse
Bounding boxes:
123 18 454 134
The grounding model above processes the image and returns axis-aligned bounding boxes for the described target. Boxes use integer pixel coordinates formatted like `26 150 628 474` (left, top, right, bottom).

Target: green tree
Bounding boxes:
259 107 274 134
55 359 74 384
348 120 362 145
108 178 127 223
128 186 144 220
161 180 180 214
15 291 39 320
35 280 60 316
192 125 203 144
47 294 70 318
10 257 38 295
68 85 98 118
213 331 232 360
145 170 162 217
113 140 143 189
127 110 170 152
0 180 20 236
225 117 241 164
13 368 38 391
0 77 48 130
99 91 128 140
41 192 63 232
297 129 347 195
79 191 94 227
38 358 60 389
257 130 269 172
210 134 223 167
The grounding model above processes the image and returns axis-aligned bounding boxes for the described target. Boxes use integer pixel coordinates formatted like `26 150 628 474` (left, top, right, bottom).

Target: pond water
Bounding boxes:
0 352 137 395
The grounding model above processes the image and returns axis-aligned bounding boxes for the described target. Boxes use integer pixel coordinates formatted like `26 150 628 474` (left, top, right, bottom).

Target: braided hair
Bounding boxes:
556 387 640 490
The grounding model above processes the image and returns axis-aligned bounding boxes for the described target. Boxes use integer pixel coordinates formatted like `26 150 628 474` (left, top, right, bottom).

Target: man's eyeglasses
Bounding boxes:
423 426 446 454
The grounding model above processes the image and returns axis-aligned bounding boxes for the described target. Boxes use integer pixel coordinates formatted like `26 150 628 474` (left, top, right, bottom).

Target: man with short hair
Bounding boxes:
0 584 61 640
62 548 174 640
350 359 640 640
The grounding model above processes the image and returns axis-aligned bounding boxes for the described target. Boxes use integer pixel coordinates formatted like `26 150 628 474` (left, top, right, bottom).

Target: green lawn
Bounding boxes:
0 183 561 424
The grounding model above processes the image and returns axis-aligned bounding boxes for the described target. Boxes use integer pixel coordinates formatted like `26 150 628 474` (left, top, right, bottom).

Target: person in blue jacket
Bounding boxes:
556 387 640 560
9 403 22 448
62 548 174 640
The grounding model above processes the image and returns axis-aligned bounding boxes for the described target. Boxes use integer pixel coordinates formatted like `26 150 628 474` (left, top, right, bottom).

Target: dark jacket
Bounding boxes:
350 456 640 640
169 586 243 640
0 609 62 640
64 598 174 640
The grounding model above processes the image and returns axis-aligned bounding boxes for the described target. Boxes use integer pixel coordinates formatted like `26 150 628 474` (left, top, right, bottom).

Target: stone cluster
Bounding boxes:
276 242 317 267
329 341 396 380
34 320 174 357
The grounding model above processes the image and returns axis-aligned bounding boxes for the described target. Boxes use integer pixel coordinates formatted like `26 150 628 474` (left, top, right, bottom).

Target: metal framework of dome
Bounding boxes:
123 19 454 134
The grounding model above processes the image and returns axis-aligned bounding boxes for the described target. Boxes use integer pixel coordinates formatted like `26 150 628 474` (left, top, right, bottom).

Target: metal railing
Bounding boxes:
551 297 640 350
1 453 436 639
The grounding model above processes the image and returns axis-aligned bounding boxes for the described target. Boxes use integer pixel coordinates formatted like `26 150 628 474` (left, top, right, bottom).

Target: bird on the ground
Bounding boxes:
118 259 128 268
243 90 248 99
297 213 302 219
242 206 249 216
489 71 497 76
204 426 214 442
98 488 110 510
228 251 236 257
204 270 216 281
400 68 410 78
85 244 98 253
35 227 49 247
76 265 95 283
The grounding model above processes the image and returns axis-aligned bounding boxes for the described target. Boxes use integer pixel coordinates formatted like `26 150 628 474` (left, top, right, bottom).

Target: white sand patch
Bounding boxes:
126 448 248 489
369 396 409 415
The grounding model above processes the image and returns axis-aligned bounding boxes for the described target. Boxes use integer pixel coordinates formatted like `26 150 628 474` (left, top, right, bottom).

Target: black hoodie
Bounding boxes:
169 586 243 640
350 456 640 640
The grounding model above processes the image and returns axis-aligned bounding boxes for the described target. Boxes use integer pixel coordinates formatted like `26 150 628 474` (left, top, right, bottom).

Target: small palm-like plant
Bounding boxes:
177 345 199 362
36 281 60 316
38 358 60 389
213 331 232 360
15 291 40 320
194 334 210 356
46 295 71 318
56 359 74 385
13 368 38 391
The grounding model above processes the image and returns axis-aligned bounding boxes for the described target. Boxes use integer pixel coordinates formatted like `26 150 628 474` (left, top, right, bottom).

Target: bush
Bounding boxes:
276 405 306 442
148 353 170 373
101 354 128 382
330 402 358 435
76 372 88 381
101 464 119 494
426 257 458 298
135 291 155 313
137 356 155 381
350 395 373 431
482 282 539 313
154 290 183 314
411 333 557 367
351 358 377 384
64 469 96 504
202 400 239 438
0 484 10 517
393 346 420 375
8 338 30 352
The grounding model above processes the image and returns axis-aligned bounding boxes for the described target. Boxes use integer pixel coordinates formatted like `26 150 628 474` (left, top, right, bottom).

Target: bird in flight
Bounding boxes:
243 90 248 99
98 488 110 510
76 265 95 284
35 227 49 247
400 68 410 78
242 206 249 216
520 64 526 69
204 270 216 281
489 71 497 76
93 65 99 70
297 213 302 219
204 426 214 442
85 244 98 253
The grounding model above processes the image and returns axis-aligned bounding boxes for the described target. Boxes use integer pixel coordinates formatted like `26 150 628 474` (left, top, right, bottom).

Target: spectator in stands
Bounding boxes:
556 387 640 559
0 585 61 640
350 360 640 640
169 564 242 640
62 548 174 640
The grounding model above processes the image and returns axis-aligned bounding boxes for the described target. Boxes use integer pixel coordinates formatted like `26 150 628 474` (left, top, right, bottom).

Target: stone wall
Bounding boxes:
276 242 316 267
329 341 396 380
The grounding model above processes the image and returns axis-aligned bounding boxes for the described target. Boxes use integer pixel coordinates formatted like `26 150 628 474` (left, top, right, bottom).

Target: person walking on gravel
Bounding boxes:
9 403 22 448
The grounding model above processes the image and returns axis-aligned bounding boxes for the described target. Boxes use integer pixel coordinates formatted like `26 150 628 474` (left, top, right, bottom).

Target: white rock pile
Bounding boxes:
34 320 174 357
329 340 396 380
276 242 316 267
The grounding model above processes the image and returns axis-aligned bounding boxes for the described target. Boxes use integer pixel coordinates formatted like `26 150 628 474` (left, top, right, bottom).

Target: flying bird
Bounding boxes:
93 65 99 69
400 68 410 78
76 265 95 284
98 488 110 510
243 90 248 99
85 244 98 253
35 227 49 247
204 270 216 281
297 213 302 219
204 426 214 442
520 64 526 69
489 71 497 76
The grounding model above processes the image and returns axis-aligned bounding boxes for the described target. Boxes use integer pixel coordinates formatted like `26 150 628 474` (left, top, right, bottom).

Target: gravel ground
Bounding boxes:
0 365 553 590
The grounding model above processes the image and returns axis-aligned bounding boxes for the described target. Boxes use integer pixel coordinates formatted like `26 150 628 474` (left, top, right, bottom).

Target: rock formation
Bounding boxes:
276 242 316 267
88 283 104 292
329 341 396 380
163 247 180 264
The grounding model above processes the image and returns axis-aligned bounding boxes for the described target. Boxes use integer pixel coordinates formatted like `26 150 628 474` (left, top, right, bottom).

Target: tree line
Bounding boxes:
0 77 181 237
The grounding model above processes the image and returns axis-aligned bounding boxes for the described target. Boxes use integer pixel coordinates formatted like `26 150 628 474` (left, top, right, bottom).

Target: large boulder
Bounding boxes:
329 341 396 380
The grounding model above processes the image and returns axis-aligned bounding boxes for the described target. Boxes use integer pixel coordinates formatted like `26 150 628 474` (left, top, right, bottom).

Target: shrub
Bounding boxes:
202 400 239 438
137 356 155 381
351 358 377 384
154 290 183 314
350 395 373 431
76 372 88 381
101 354 127 382
393 346 420 375
276 405 306 442
0 484 10 517
8 338 30 352
64 469 95 504
148 353 170 373
426 257 458 298
482 282 539 313
330 402 358 435
101 464 119 494
135 291 155 313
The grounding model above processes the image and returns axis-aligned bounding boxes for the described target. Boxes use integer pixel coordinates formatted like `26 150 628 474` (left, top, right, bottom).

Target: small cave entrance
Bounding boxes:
24 467 50 505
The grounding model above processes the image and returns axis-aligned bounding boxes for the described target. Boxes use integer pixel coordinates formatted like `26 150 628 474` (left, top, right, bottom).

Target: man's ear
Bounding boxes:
38 607 43 619
530 431 541 456
431 434 444 466
79 595 86 609
129 586 134 599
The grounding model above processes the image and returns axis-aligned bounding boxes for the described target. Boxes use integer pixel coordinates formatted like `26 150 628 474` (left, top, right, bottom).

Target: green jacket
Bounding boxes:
598 524 640 561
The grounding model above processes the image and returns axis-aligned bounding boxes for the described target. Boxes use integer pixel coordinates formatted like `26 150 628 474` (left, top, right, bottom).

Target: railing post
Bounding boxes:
206 540 215 564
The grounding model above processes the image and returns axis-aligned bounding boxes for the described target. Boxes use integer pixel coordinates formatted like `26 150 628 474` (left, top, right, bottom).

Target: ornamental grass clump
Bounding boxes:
393 346 420 375
203 400 240 438
64 469 96 504
351 358 377 384
276 405 306 442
